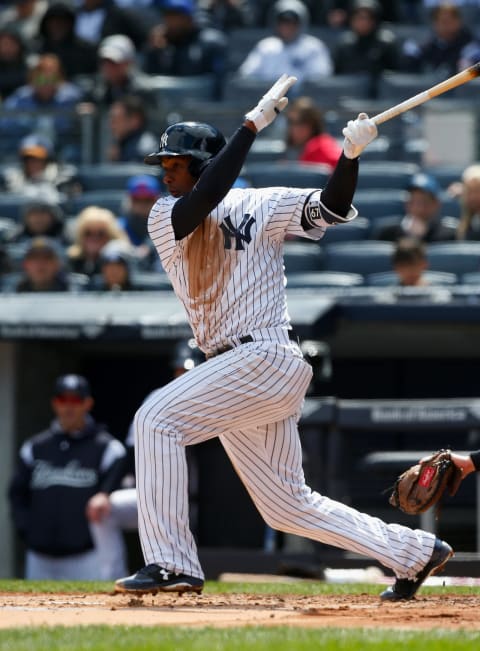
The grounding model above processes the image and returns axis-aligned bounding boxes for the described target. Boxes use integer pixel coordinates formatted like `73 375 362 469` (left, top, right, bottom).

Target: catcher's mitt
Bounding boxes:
389 449 463 516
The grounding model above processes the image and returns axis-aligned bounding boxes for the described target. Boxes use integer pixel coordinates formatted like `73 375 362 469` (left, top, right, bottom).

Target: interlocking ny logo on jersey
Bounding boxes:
220 214 255 250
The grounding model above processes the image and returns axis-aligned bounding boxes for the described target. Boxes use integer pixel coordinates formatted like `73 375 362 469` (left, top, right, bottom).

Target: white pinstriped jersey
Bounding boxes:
148 186 351 355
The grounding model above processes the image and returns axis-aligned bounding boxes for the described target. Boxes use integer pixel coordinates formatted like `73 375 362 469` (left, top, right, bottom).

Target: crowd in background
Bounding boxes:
1 0 480 291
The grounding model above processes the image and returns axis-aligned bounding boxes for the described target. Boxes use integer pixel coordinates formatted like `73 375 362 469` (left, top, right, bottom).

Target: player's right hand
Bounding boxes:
244 73 297 133
342 112 377 159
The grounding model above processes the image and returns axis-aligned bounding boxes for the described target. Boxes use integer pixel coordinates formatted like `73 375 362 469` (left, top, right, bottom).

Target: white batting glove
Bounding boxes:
244 73 297 133
342 112 378 159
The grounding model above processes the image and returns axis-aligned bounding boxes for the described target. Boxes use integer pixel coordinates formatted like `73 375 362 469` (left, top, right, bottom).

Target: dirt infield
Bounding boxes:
2 592 480 630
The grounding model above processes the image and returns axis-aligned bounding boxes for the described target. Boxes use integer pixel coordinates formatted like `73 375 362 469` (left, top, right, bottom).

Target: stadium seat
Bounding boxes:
353 190 408 221
0 195 45 221
139 74 218 105
77 164 155 191
427 242 480 275
283 241 324 273
286 271 364 288
377 72 448 102
366 270 458 286
299 74 371 107
243 161 331 189
67 190 127 217
323 240 395 275
320 217 371 244
356 162 420 190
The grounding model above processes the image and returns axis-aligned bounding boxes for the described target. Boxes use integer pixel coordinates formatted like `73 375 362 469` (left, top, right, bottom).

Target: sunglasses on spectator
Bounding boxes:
53 394 86 405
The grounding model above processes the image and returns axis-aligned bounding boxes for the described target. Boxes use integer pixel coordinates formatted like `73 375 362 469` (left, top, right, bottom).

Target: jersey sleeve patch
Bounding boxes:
302 190 358 231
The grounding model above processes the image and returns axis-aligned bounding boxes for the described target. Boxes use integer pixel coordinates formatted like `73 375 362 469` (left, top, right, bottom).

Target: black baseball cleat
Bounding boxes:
380 538 453 602
114 564 204 595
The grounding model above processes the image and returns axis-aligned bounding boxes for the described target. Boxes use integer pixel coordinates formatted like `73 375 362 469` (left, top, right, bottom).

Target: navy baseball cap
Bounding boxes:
53 374 91 398
407 173 440 199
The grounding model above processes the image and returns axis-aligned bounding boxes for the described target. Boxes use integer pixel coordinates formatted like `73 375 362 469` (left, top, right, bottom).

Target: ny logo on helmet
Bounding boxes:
220 214 255 250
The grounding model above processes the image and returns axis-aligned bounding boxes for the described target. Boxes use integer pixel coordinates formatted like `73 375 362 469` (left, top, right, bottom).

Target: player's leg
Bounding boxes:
119 341 312 591
219 418 440 580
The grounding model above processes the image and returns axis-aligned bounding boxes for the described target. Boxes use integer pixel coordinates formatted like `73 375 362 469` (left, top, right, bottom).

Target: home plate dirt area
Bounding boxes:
1 592 480 630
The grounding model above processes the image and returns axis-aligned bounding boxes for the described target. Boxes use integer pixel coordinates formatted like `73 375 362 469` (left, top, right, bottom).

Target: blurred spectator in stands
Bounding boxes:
0 25 28 101
88 34 151 107
1 54 84 159
67 206 130 276
421 0 480 25
455 163 480 240
391 237 429 286
15 236 70 292
332 0 401 98
94 241 135 292
118 174 162 269
74 0 148 49
325 0 402 27
254 0 327 25
106 95 157 163
7 200 67 246
371 172 458 242
37 3 98 80
401 3 480 75
0 0 47 45
238 0 332 84
142 0 228 99
2 133 79 201
284 96 341 168
196 0 256 30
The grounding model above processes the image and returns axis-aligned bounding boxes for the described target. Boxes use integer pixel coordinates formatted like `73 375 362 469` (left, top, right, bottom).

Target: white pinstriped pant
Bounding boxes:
135 333 435 581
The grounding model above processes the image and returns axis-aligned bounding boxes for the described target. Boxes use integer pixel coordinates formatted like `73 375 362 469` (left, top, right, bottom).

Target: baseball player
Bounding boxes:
115 74 453 601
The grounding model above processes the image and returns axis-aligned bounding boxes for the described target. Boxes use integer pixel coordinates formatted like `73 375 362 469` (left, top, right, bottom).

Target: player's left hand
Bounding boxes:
342 112 378 159
244 73 297 133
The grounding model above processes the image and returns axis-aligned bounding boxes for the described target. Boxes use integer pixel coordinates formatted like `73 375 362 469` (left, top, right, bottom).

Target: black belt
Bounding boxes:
208 330 299 358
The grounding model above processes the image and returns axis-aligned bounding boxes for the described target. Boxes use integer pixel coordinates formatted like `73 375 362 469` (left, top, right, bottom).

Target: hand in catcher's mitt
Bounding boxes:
389 449 464 516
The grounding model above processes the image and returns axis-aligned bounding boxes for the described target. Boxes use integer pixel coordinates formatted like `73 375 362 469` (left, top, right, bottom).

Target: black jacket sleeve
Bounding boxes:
171 125 256 240
8 457 32 541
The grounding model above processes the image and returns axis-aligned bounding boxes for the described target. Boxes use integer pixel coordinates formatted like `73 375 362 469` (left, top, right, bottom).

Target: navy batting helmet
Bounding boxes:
144 121 226 177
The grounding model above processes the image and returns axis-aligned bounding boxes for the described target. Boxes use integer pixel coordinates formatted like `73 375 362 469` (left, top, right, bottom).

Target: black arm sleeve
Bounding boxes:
320 153 359 218
172 125 256 240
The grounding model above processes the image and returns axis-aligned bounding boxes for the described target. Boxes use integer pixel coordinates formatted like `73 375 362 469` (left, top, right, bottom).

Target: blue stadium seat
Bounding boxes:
320 217 371 244
427 242 480 275
299 74 371 107
353 190 408 221
366 270 458 286
0 195 43 221
323 240 395 274
67 190 127 217
461 272 480 285
286 271 364 288
356 162 420 190
377 72 448 102
283 241 324 273
77 164 155 191
244 161 331 189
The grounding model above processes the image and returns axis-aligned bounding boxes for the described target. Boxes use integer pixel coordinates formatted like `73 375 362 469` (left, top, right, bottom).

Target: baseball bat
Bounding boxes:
371 62 480 126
